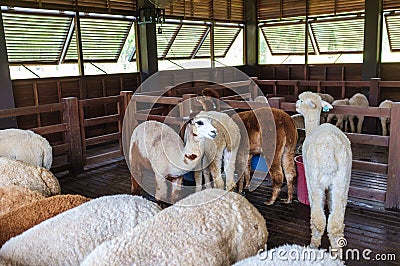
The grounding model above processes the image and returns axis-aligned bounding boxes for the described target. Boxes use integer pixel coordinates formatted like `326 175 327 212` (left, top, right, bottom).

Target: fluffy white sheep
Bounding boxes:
0 185 44 215
233 244 344 266
296 92 352 249
81 189 268 266
348 93 369 133
0 195 161 266
379 99 393 136
0 157 60 197
0 129 52 169
326 98 349 131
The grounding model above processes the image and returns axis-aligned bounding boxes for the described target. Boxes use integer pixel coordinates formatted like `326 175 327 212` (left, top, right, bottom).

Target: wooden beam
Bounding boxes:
137 0 158 81
244 0 257 66
74 12 85 76
0 10 17 129
362 0 383 80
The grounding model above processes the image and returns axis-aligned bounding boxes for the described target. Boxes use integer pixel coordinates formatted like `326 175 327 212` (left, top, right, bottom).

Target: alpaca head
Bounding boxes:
296 91 333 117
187 115 217 141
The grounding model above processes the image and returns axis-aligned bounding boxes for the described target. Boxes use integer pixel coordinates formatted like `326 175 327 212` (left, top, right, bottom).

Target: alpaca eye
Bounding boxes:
195 121 204 126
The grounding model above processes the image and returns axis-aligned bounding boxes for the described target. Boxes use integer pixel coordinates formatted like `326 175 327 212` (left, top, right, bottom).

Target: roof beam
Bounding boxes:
0 9 17 128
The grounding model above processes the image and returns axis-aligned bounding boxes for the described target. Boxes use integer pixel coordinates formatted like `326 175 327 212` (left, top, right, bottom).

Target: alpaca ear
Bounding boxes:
321 100 333 112
305 99 316 109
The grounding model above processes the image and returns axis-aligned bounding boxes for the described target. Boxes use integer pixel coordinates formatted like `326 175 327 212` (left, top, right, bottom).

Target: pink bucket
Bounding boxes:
295 155 310 205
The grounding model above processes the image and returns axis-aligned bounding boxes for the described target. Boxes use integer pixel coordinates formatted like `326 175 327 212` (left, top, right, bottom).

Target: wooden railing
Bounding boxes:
78 94 127 166
0 98 83 173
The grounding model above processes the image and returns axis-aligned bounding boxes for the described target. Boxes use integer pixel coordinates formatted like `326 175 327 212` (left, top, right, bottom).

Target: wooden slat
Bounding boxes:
52 143 70 156
224 100 268 110
0 102 65 118
85 150 122 165
50 163 70 173
80 95 121 107
132 95 182 105
30 123 68 135
346 133 390 147
281 102 296 112
135 113 183 125
349 186 386 203
84 114 120 127
352 160 388 175
85 132 121 146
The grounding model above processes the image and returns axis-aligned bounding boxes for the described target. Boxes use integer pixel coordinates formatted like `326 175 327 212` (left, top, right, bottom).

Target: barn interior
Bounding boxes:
0 0 400 265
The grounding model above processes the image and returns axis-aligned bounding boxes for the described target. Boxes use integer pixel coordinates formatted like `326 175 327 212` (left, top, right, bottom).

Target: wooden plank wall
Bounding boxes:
11 73 140 143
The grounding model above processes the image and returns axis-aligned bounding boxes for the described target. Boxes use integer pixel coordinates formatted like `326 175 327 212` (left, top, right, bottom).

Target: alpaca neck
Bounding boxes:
304 111 321 135
181 137 204 169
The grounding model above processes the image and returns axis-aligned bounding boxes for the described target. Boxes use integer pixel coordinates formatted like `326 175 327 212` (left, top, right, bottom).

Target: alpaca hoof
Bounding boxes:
283 198 292 204
264 199 275 205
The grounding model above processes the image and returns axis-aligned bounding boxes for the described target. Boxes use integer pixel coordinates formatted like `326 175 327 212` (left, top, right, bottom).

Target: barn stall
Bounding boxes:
0 0 399 265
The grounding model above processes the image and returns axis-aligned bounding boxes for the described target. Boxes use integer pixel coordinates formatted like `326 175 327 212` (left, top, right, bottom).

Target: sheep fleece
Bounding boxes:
0 195 161 266
0 157 60 196
81 189 268 266
0 194 90 247
0 186 44 216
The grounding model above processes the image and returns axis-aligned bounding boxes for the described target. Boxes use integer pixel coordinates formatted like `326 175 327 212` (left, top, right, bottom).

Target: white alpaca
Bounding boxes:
0 129 52 169
348 93 369 133
0 157 60 197
379 100 393 136
81 189 268 266
296 91 352 249
191 111 240 191
194 96 241 191
326 98 349 131
129 113 217 203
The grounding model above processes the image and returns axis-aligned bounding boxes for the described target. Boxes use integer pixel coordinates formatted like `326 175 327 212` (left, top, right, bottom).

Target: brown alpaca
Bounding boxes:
232 107 298 205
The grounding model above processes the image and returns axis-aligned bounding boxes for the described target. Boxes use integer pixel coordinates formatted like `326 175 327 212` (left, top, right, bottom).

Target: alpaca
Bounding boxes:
316 93 334 104
129 114 217 203
0 129 52 169
326 98 349 131
348 93 369 133
295 91 352 249
231 107 298 205
193 96 241 191
81 189 268 266
0 186 44 216
379 100 393 136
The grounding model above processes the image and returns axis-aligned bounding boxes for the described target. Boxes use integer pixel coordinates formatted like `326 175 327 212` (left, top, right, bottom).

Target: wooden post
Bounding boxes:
385 102 400 210
250 77 259 99
294 81 299 100
62 97 84 174
269 97 284 109
119 91 134 154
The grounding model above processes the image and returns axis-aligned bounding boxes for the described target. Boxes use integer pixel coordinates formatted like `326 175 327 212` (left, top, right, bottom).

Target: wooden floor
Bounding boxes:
57 155 400 266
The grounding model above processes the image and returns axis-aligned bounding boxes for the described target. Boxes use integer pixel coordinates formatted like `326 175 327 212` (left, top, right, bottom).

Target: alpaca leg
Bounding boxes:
244 155 253 190
235 151 248 193
327 189 348 249
209 153 224 189
194 171 203 192
335 118 344 131
357 116 364 133
264 139 285 205
203 167 213 189
309 188 326 248
381 118 388 136
282 147 296 204
170 177 183 204
130 162 142 195
326 114 334 124
348 115 355 133
224 148 237 191
154 174 168 203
